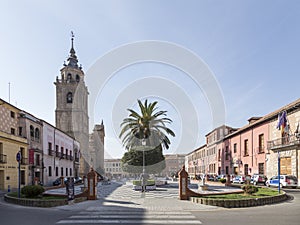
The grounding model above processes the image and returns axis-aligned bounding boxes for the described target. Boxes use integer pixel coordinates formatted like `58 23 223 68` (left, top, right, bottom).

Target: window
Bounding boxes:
225 146 229 160
36 154 40 166
49 166 52 177
55 145 59 157
258 163 264 174
61 147 64 159
56 167 58 176
76 74 80 82
67 92 73 103
70 168 72 176
66 168 68 177
244 164 249 175
18 127 22 136
67 73 72 82
218 149 221 161
35 128 40 142
61 167 63 176
233 143 237 153
10 111 15 118
48 142 52 155
225 166 229 175
244 139 249 156
30 125 34 140
11 128 15 135
258 134 264 153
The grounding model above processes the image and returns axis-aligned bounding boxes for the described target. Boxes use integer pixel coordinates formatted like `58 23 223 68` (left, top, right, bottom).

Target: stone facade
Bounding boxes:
54 37 91 176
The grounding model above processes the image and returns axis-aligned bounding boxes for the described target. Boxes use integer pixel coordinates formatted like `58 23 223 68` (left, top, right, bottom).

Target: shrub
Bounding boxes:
132 180 155 186
219 178 226 184
242 185 259 195
21 185 45 198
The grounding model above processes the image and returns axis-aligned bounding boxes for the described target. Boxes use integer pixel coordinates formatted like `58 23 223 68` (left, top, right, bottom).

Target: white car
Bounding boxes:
232 175 245 184
266 175 298 188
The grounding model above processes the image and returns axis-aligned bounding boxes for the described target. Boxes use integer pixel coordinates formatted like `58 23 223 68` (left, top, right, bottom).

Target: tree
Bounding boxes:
119 99 175 174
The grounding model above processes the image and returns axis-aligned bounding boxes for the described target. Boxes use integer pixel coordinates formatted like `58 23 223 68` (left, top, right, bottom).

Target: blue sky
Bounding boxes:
0 0 299 158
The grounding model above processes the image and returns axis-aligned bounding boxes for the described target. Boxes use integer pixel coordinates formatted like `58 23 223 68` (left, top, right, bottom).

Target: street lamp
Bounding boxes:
193 161 197 179
141 139 146 192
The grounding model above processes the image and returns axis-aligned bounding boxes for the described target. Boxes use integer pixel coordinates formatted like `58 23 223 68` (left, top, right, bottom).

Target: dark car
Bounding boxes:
52 177 62 186
74 177 83 184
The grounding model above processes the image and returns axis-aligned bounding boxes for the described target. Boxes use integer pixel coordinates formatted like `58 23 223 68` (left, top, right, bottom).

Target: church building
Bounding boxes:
54 34 104 176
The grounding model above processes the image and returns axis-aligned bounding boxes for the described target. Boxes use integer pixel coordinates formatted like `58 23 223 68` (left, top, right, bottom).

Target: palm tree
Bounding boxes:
119 99 175 174
119 99 175 150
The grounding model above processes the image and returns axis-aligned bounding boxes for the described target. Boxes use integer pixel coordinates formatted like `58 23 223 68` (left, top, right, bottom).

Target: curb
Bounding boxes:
190 192 288 208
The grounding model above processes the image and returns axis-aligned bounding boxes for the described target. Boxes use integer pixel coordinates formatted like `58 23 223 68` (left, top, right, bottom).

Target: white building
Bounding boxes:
42 121 80 186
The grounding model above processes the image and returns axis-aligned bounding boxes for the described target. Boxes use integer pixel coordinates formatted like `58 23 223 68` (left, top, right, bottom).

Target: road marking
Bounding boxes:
57 219 201 224
57 209 202 224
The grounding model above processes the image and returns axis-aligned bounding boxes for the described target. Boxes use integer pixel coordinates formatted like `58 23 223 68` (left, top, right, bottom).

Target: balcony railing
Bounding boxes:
21 157 28 165
48 149 55 156
267 134 300 151
0 154 7 163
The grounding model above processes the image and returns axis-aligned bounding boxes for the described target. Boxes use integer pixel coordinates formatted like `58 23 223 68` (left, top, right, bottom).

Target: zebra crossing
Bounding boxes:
56 206 202 225
97 182 181 200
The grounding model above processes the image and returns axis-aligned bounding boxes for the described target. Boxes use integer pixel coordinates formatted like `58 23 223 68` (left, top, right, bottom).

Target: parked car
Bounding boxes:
232 175 245 184
266 175 298 188
52 177 65 186
251 174 267 185
74 177 83 184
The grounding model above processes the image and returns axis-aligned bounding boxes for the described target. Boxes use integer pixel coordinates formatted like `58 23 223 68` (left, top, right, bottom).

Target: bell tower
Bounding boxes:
54 33 90 175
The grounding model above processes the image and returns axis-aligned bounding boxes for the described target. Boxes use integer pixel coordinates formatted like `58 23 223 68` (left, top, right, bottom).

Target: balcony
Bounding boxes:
48 149 55 156
21 157 28 165
267 134 300 151
0 154 7 163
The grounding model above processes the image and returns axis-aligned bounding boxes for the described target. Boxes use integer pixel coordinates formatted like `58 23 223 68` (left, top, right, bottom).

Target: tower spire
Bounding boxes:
66 31 79 68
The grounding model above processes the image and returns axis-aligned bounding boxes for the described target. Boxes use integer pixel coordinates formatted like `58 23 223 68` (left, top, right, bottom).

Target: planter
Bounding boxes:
190 192 288 208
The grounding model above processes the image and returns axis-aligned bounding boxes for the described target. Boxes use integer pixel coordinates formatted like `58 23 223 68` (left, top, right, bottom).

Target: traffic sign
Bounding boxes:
16 152 21 162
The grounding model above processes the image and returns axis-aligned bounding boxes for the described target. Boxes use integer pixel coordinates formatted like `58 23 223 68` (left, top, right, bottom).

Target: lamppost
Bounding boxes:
141 139 146 192
193 161 197 179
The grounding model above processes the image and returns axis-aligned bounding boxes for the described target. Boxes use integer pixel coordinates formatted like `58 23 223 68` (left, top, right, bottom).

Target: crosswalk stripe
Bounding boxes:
57 219 201 224
70 215 196 219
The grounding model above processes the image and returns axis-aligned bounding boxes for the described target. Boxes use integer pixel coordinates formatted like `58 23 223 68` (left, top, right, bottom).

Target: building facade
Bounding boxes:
18 111 43 185
89 122 105 174
186 98 300 185
0 99 28 191
54 36 90 176
160 154 185 177
267 99 300 183
104 159 125 179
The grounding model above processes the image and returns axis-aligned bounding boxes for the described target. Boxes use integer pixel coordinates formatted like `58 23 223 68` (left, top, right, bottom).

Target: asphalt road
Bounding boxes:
192 188 300 225
0 185 299 225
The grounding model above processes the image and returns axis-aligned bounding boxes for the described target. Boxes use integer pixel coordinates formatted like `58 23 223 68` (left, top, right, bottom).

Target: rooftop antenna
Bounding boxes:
8 82 11 103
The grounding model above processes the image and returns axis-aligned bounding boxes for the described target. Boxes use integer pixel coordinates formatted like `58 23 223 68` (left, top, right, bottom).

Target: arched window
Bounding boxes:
35 128 40 142
67 92 73 103
76 74 80 82
67 73 72 82
30 125 34 140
